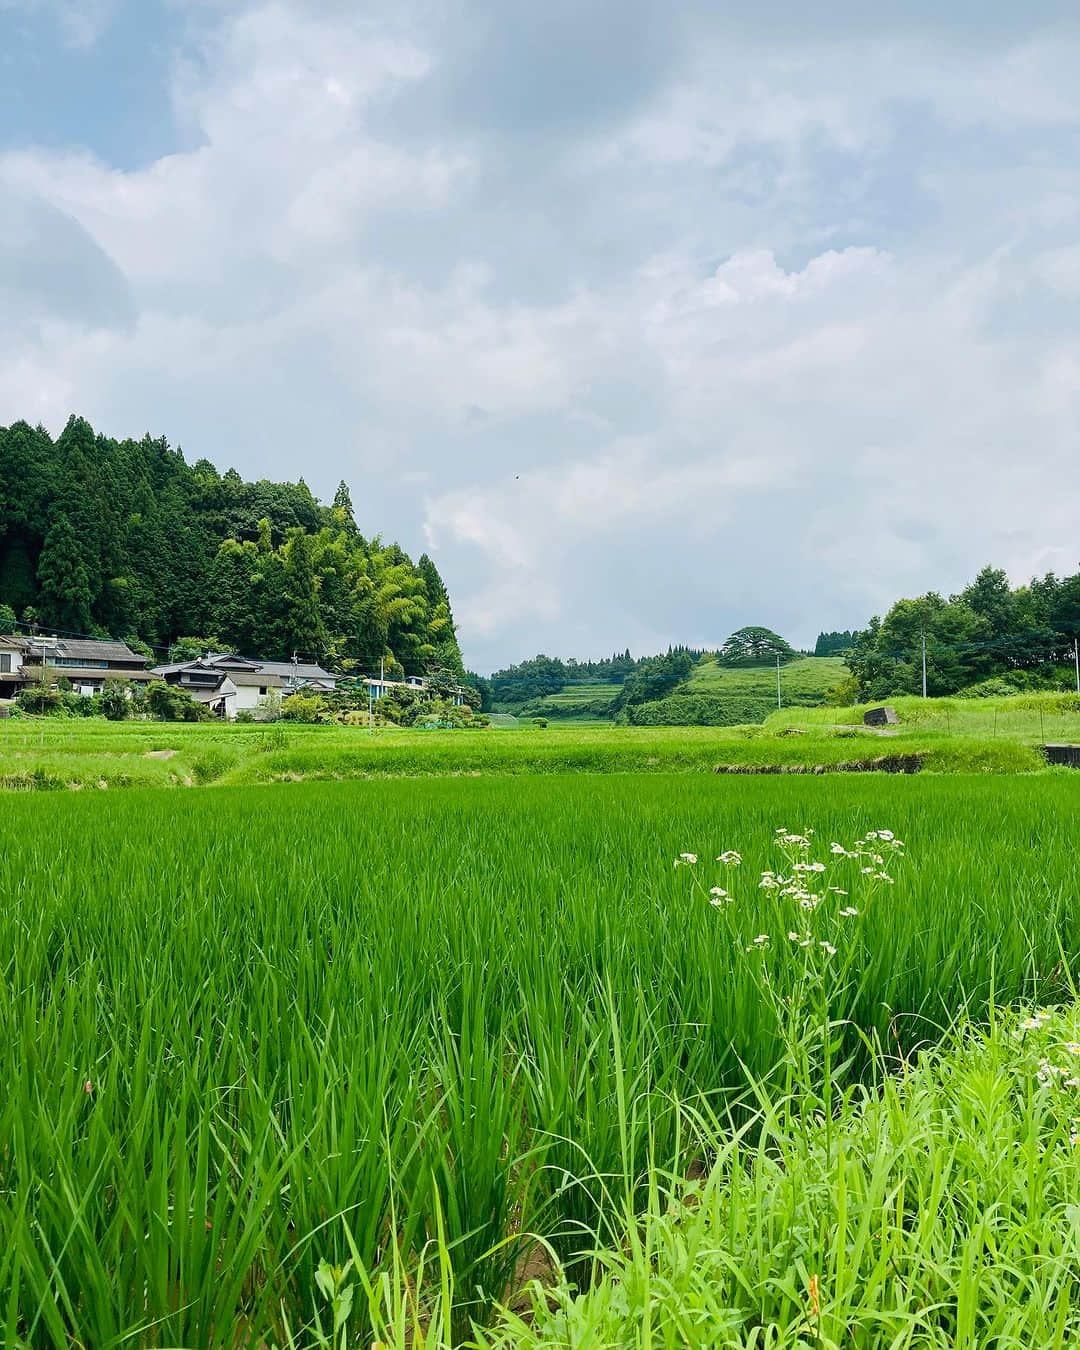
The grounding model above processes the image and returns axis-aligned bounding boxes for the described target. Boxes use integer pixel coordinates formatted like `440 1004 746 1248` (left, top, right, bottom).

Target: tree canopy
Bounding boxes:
846 565 1080 699
716 627 796 667
0 415 464 676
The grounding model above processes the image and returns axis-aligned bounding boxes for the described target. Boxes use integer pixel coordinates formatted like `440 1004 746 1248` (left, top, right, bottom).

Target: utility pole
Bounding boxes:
921 632 927 699
1074 636 1079 695
776 652 782 710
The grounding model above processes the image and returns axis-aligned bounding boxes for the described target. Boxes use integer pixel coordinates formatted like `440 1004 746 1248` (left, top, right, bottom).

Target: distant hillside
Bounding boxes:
624 656 847 726
501 653 848 726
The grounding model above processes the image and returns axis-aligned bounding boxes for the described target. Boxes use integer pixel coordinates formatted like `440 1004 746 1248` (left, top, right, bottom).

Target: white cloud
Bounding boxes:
3 1 1080 667
1 0 120 47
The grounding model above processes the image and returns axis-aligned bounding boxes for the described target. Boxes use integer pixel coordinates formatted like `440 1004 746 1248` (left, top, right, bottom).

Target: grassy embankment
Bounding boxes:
2 773 1079 1345
490 1001 1080 1348
0 687 1076 788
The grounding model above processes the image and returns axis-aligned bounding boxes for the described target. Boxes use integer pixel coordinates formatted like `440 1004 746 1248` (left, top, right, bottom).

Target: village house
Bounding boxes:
364 673 467 706
149 653 339 719
0 634 151 699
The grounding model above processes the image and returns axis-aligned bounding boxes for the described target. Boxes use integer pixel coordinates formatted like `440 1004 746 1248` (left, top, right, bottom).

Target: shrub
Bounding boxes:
146 681 208 722
235 710 255 724
15 683 64 715
99 679 131 721
627 694 774 726
65 692 99 717
281 694 326 724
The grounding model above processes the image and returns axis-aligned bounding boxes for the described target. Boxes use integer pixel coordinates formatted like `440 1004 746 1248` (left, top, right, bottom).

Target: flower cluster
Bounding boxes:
1016 1010 1080 1095
677 825 907 967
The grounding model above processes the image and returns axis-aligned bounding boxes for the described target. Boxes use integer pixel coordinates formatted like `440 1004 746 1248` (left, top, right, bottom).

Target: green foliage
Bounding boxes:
490 649 704 707
493 1003 1080 1347
0 603 16 634
190 746 239 784
464 671 492 711
15 681 64 714
849 564 1080 699
814 628 855 656
716 625 796 666
145 680 207 722
626 693 775 725
99 678 131 721
35 510 93 633
0 415 463 675
617 649 695 707
168 635 221 662
280 693 327 723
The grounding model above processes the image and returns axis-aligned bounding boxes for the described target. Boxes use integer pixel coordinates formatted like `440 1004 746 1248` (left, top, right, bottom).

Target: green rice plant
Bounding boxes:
0 774 1077 1344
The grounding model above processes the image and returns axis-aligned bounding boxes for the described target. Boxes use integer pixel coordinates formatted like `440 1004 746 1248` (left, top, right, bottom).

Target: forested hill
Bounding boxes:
0 415 464 676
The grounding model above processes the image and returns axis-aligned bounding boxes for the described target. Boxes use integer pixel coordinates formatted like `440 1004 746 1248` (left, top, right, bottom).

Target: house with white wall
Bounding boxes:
149 652 338 718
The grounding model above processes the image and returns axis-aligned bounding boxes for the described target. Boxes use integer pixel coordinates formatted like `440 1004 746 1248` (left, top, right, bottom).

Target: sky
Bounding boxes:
2 2 1080 672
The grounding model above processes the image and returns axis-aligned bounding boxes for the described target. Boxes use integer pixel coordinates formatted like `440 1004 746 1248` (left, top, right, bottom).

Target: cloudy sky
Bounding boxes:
2 1 1079 670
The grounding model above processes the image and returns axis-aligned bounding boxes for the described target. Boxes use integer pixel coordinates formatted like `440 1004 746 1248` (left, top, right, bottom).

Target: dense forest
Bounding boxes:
0 415 464 677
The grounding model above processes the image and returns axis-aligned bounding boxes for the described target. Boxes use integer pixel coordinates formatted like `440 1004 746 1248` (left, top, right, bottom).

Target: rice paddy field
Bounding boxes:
2 766 1080 1346
1 686 1077 790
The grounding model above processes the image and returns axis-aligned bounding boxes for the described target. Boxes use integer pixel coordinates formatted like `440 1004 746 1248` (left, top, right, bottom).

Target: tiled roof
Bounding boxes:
27 638 147 665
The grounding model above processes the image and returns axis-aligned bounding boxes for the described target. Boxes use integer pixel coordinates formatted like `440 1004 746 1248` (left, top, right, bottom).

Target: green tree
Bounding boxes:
282 530 327 661
36 512 93 632
168 636 222 662
716 627 795 667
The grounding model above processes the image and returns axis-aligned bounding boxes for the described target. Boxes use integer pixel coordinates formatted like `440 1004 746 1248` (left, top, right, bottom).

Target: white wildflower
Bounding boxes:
839 906 859 917
752 933 770 946
819 941 837 957
716 850 742 865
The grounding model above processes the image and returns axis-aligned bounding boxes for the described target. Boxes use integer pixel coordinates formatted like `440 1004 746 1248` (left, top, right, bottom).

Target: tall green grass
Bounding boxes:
0 773 1077 1344
490 1001 1080 1348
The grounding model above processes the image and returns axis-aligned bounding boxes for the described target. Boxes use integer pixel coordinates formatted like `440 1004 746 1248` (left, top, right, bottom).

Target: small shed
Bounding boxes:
863 706 900 727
